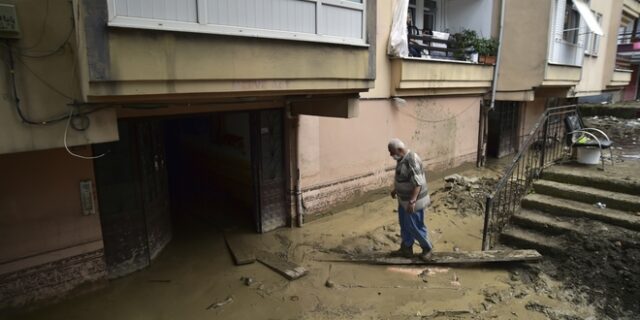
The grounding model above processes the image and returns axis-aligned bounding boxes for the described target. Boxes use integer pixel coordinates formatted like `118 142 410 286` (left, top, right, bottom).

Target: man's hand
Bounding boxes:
407 202 416 213
390 190 397 199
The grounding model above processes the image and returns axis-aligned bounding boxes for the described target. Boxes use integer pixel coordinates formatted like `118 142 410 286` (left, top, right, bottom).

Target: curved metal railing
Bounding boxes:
481 105 580 250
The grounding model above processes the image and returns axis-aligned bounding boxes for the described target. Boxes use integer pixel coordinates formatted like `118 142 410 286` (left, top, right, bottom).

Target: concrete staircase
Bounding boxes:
500 165 640 255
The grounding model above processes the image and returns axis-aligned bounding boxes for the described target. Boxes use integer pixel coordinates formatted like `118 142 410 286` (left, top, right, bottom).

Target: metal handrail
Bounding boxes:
481 105 579 250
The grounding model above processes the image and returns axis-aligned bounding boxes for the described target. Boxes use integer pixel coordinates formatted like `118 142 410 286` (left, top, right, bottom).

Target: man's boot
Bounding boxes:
390 244 413 258
418 247 433 261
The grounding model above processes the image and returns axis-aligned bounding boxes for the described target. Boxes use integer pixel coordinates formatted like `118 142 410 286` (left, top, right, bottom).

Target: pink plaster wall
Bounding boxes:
0 147 104 263
623 65 639 101
298 96 480 216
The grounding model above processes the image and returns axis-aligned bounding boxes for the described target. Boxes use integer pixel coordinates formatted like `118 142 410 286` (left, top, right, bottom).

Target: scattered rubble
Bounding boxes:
584 116 640 161
432 175 497 216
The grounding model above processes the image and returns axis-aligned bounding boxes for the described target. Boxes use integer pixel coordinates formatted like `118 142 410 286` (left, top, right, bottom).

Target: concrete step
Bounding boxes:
512 210 640 247
521 194 640 231
500 226 565 255
533 180 640 212
511 210 581 236
542 166 640 196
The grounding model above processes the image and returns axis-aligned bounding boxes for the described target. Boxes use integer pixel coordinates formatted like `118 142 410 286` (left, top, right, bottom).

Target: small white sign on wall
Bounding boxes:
79 180 97 216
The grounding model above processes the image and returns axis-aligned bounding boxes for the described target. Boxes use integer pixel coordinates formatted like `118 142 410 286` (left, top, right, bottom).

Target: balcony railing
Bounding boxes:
408 33 464 61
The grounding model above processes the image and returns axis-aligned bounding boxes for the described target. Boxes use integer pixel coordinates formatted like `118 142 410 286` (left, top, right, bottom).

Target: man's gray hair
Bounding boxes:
388 138 406 150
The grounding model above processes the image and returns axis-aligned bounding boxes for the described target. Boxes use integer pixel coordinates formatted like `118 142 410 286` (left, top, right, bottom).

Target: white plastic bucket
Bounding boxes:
576 147 601 165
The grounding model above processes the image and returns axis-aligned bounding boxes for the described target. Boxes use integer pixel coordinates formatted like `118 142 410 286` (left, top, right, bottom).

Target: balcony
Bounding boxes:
609 69 633 88
390 58 494 96
542 63 582 87
83 0 375 102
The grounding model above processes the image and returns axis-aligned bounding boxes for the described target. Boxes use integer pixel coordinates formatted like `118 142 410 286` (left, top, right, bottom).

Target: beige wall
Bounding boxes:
299 96 480 215
360 0 393 99
0 0 118 155
0 147 103 264
603 0 626 87
575 0 624 95
496 0 553 95
518 99 546 146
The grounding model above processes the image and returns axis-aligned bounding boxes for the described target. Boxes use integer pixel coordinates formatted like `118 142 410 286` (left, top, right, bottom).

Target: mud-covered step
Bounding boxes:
533 180 640 212
511 210 582 236
521 194 640 231
512 210 640 247
542 166 640 196
500 226 565 255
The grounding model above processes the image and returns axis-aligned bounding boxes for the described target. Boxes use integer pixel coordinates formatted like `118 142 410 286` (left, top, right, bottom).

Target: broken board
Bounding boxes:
316 249 542 265
224 231 256 265
256 250 308 280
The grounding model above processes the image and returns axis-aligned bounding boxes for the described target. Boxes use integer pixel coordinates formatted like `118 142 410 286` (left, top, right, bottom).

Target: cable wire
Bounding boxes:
64 107 107 160
15 56 76 100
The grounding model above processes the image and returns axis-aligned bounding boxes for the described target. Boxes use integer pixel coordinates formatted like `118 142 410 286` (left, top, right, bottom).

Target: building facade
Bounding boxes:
491 0 634 157
0 0 634 310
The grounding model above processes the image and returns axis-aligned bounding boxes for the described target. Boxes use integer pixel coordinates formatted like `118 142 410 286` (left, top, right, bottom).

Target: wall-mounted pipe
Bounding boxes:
489 0 506 110
295 117 304 227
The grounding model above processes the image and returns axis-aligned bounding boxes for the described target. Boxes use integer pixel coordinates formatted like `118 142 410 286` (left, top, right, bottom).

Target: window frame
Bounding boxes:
106 0 368 47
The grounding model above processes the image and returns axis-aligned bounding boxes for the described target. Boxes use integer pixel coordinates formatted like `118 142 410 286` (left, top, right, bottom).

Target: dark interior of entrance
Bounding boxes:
164 113 254 227
487 102 521 158
92 109 287 278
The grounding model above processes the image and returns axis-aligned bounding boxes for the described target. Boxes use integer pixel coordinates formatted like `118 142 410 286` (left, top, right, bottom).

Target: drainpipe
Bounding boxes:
489 0 506 110
291 111 305 227
295 169 304 227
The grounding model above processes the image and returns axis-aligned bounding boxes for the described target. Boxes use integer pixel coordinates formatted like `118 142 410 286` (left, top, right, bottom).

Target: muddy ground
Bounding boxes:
3 118 639 320
1 166 598 320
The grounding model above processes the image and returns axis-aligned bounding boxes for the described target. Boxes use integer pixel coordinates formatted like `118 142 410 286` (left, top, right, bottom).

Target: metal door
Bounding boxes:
136 120 172 260
93 122 150 278
251 109 288 233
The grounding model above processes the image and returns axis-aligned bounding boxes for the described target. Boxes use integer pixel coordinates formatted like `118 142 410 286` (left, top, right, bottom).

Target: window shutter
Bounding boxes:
577 16 587 48
554 0 566 41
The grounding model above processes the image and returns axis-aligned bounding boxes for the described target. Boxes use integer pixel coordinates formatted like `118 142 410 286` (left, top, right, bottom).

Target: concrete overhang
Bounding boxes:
608 69 634 88
541 63 582 87
390 57 494 97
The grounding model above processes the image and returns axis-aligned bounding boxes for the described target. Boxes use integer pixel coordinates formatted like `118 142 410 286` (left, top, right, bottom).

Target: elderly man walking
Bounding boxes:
388 138 434 260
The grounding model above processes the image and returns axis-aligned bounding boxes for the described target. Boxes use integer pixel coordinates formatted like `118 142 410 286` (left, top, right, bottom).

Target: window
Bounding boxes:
409 0 417 28
423 1 436 31
563 0 580 44
585 12 602 56
107 0 367 46
407 0 438 32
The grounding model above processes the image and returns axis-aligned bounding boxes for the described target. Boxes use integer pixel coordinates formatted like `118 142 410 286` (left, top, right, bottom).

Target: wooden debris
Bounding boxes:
224 231 255 265
256 250 308 280
316 249 542 265
206 296 233 310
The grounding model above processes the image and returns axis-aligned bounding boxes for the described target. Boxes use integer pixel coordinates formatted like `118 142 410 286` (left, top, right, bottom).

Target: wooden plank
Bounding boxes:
315 250 542 265
224 231 255 265
256 250 308 280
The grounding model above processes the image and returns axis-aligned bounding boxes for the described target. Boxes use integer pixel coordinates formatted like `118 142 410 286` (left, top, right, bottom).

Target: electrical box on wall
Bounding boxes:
0 4 20 39
79 180 97 216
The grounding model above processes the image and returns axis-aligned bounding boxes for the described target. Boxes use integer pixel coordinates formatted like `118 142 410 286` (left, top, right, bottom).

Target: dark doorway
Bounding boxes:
487 101 521 158
93 109 288 278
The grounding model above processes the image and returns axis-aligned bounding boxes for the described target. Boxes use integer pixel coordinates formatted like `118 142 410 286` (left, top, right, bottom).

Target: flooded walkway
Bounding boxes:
3 164 600 320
